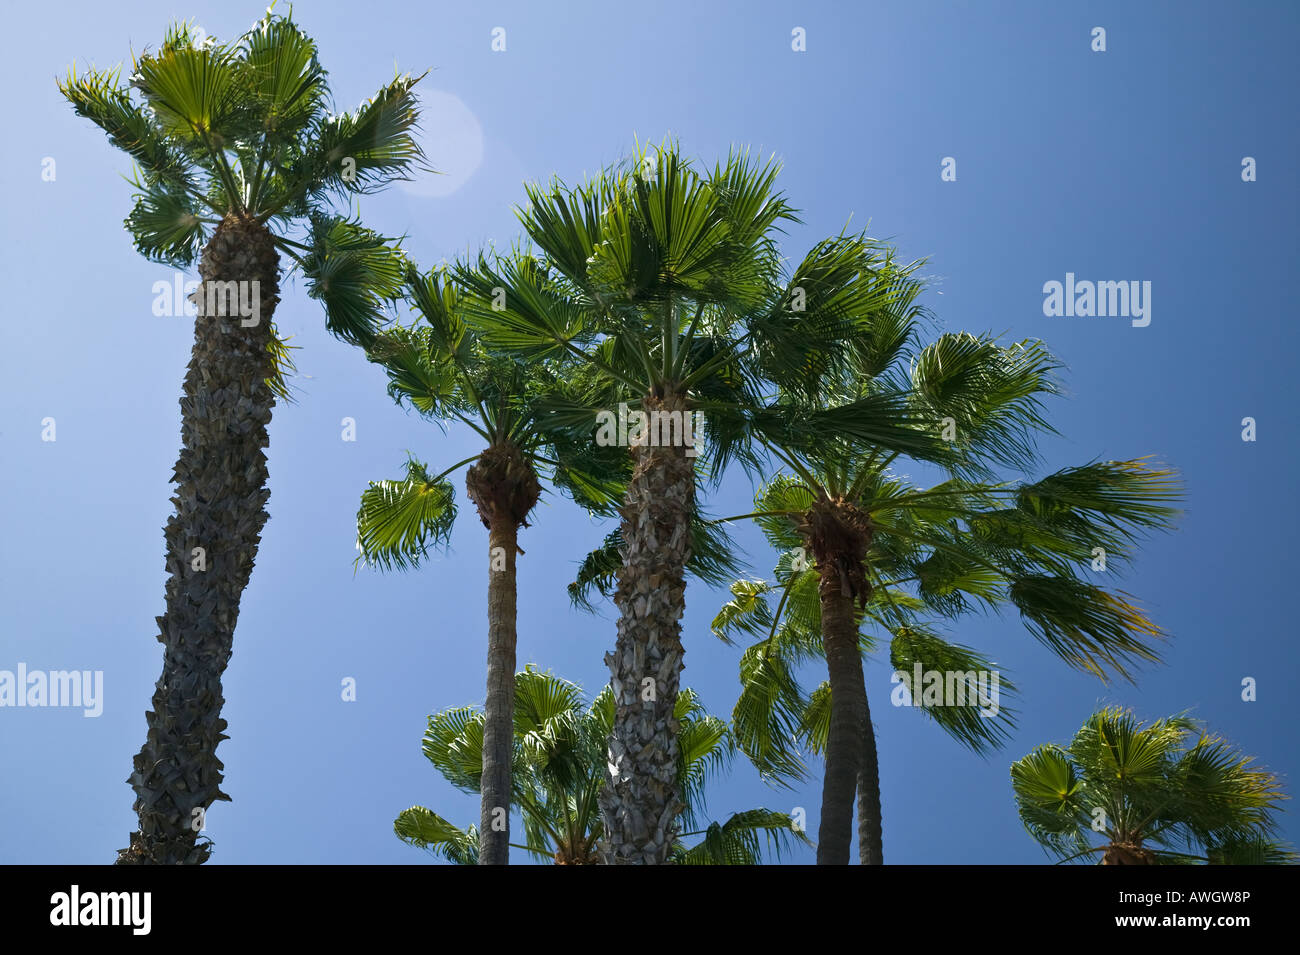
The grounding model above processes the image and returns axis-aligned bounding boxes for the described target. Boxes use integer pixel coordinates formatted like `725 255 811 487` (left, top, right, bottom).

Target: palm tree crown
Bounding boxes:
60 12 423 357
395 667 810 865
1012 707 1296 864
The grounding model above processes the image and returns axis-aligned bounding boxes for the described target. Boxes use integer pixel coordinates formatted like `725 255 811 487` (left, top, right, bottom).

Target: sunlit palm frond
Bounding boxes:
393 807 479 865
355 457 457 571
1008 576 1164 682
911 333 1060 475
1013 707 1294 865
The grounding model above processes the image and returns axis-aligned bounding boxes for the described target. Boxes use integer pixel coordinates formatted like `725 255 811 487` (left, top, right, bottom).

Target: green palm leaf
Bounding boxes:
124 176 207 266
1009 576 1164 681
355 457 457 571
237 14 327 145
889 626 1017 753
129 38 246 144
301 72 427 199
401 668 790 864
300 215 408 347
58 65 193 192
910 334 1060 475
394 807 479 865
674 808 811 865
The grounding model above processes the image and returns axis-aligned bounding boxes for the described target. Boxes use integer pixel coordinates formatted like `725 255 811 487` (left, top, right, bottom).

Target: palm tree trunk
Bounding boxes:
480 517 518 865
817 577 866 865
465 442 539 866
856 693 883 865
600 390 693 864
117 214 280 864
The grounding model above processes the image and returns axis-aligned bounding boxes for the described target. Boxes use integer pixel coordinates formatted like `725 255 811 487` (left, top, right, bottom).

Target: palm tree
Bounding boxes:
355 267 624 864
453 142 942 862
699 253 1181 863
711 537 1017 865
712 455 1178 863
394 666 810 864
59 11 426 863
1012 707 1296 864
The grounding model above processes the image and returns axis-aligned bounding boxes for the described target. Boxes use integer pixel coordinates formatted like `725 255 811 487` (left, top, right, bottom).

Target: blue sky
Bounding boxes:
2 0 1297 864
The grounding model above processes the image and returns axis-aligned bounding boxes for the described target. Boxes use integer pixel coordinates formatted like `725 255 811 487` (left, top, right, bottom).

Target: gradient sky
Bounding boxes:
2 0 1297 864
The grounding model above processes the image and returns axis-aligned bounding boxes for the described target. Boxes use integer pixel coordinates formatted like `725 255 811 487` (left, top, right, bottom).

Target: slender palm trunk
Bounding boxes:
480 517 518 865
117 214 280 864
804 496 874 866
465 442 538 866
817 578 867 864
856 694 883 865
601 390 693 864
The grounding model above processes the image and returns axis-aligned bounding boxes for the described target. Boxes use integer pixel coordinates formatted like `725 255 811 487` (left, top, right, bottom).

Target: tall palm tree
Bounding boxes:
453 143 941 862
395 666 810 864
697 253 1182 863
1012 707 1296 864
355 267 623 864
60 12 425 864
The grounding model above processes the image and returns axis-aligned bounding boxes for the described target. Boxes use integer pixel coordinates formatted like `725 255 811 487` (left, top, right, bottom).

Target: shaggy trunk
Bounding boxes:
466 443 539 866
117 214 279 864
600 389 693 864
856 697 883 865
803 496 873 866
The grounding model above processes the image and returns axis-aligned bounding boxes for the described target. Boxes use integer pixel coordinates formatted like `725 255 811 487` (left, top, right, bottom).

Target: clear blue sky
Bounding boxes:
2 0 1297 864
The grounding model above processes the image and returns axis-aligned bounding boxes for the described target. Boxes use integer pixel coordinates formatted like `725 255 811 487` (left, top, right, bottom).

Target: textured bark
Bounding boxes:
802 496 873 866
600 390 693 864
466 443 539 866
856 697 883 865
554 834 600 865
117 214 279 864
1102 841 1155 864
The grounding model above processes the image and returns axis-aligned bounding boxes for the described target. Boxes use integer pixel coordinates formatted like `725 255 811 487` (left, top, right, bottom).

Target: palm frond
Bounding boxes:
889 626 1017 753
394 807 479 865
124 175 207 266
910 334 1060 475
674 808 812 865
302 71 427 199
236 12 327 148
129 38 245 147
299 214 408 346
355 457 457 571
1009 576 1164 681
58 64 195 192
